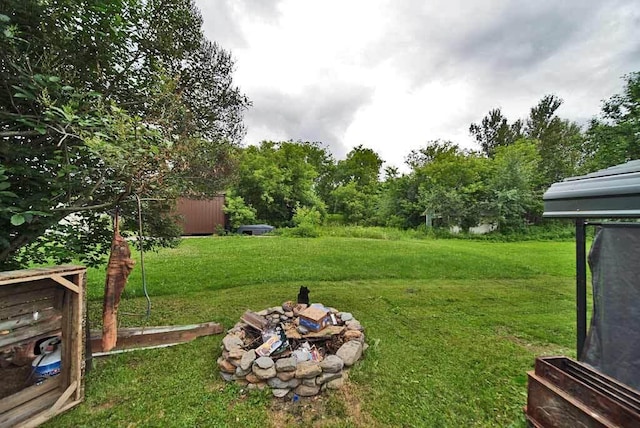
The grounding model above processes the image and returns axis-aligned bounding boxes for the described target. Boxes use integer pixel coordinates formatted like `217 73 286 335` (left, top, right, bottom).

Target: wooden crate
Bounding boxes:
0 265 86 428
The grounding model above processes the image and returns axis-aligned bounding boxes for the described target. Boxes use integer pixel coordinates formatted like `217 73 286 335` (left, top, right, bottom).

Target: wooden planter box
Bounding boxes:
0 265 86 428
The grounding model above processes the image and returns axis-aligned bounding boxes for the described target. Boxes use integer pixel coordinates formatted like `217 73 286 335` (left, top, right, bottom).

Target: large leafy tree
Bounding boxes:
233 141 325 226
583 72 640 171
0 0 249 269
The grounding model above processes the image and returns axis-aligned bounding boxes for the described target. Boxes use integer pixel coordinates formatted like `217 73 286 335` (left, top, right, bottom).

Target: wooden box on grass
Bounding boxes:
0 265 86 428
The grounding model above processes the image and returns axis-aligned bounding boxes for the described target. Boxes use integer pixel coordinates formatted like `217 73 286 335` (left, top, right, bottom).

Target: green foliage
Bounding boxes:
0 0 248 268
470 108 523 157
233 141 326 227
223 192 257 230
287 205 322 237
583 72 640 171
485 140 542 232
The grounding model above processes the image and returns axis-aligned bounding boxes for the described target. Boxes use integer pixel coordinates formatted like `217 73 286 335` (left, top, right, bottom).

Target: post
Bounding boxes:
575 218 587 360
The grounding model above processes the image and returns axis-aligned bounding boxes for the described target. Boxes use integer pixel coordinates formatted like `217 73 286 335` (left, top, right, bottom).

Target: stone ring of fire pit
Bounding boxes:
218 301 367 397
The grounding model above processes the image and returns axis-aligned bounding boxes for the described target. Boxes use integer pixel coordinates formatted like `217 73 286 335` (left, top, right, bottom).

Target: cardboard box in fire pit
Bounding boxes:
298 306 331 332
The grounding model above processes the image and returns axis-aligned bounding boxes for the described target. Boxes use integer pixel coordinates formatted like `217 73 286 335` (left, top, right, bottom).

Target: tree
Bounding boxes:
0 0 249 269
485 140 542 232
233 141 325 226
525 95 583 187
469 108 523 157
327 145 382 223
583 72 640 171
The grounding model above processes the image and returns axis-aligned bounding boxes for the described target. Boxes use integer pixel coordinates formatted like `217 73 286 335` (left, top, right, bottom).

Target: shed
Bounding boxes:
175 196 226 235
524 160 640 427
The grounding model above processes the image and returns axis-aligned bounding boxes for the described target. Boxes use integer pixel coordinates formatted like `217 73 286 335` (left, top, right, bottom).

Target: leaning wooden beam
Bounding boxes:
90 321 223 354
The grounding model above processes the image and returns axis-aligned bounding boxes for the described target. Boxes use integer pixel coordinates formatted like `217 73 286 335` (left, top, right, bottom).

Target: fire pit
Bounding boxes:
218 300 367 397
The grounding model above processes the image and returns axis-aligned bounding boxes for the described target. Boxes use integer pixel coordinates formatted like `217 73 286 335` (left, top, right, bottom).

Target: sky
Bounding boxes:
194 0 640 171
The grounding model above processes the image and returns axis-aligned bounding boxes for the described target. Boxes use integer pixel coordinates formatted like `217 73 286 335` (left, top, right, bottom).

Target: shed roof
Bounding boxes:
543 160 640 218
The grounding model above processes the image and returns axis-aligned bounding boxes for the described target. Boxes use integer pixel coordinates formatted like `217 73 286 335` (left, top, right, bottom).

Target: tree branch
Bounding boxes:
0 130 45 138
52 201 116 212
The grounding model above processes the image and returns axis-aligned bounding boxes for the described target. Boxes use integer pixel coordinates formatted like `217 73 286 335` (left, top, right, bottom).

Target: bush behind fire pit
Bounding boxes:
218 303 367 397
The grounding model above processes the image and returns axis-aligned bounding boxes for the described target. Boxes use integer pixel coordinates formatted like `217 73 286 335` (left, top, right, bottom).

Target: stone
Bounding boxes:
325 377 344 390
343 330 364 342
240 349 257 371
228 348 245 359
277 371 296 381
302 377 317 387
236 366 251 377
245 373 261 383
319 355 344 373
339 312 353 322
345 320 363 331
217 357 236 374
253 365 277 380
227 358 241 368
275 357 297 372
268 377 291 389
272 388 290 398
235 379 249 386
297 326 309 334
247 382 267 391
257 309 269 316
280 315 288 321
255 356 274 369
222 335 244 351
284 311 294 318
270 306 285 315
282 301 295 312
336 341 363 366
317 372 342 384
295 361 322 379
220 372 234 382
295 384 320 397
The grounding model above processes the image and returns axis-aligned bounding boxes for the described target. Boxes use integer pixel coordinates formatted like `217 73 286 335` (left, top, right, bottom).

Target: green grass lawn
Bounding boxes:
47 236 578 427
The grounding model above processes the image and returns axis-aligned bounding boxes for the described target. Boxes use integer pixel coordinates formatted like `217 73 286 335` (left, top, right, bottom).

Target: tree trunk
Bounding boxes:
101 213 135 352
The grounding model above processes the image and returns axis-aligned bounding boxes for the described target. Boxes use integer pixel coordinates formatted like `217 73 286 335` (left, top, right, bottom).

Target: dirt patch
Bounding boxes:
0 365 33 399
267 382 379 428
495 326 572 356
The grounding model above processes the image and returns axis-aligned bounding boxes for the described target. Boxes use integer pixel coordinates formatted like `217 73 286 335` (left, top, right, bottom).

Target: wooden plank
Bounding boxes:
50 275 80 294
0 389 60 428
0 307 58 331
0 299 56 322
21 399 82 428
0 280 51 300
50 381 77 412
0 288 56 310
90 322 224 353
0 377 61 414
0 315 62 350
0 265 85 285
240 311 268 332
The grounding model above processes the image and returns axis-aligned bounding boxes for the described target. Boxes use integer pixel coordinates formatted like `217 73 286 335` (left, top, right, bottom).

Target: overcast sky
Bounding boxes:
194 0 640 171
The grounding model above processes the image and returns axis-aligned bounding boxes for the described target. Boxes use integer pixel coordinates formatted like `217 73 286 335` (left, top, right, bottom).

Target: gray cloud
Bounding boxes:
193 0 640 165
244 83 374 158
195 0 284 49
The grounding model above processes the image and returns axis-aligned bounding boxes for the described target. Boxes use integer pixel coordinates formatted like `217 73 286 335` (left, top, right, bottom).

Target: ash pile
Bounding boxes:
217 292 367 398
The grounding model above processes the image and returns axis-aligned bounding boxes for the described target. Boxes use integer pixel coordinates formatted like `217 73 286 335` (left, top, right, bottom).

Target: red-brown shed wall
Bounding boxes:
176 196 226 235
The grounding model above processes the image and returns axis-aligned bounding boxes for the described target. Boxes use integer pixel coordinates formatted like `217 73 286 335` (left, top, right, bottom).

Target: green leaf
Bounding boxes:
48 76 61 83
0 14 10 23
0 182 10 190
0 191 17 198
10 214 25 226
